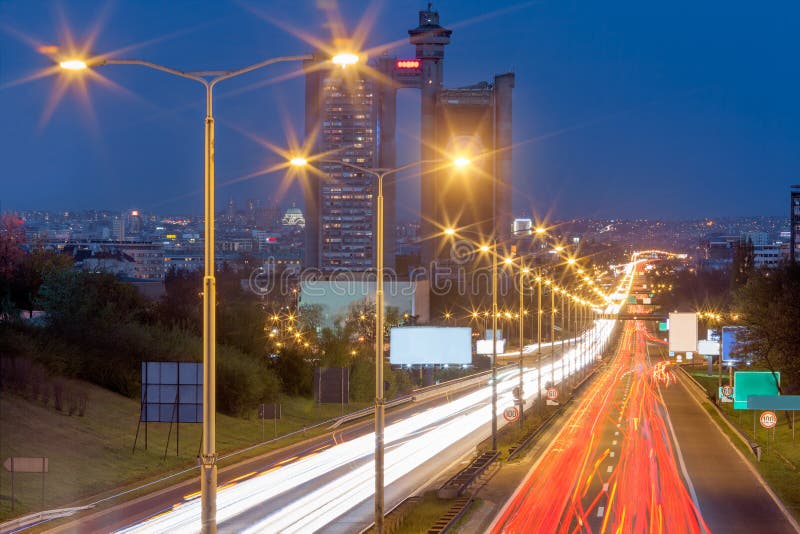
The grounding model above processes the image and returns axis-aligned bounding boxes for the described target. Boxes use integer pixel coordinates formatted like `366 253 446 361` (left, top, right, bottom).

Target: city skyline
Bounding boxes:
2 1 799 221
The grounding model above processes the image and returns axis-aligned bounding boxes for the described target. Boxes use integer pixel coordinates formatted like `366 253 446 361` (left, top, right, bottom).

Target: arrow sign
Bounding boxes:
3 457 48 473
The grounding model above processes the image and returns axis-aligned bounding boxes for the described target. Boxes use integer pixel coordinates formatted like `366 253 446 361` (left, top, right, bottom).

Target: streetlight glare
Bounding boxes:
331 52 359 67
504 257 514 265
535 227 546 234
59 59 88 71
568 258 577 265
453 157 471 167
444 227 456 236
289 157 308 167
479 244 490 252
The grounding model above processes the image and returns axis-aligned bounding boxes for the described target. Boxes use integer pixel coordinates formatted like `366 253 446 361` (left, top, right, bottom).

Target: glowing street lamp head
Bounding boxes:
504 257 514 265
289 156 308 167
479 244 490 253
332 52 359 67
535 227 546 235
59 59 88 71
444 227 456 236
453 157 471 168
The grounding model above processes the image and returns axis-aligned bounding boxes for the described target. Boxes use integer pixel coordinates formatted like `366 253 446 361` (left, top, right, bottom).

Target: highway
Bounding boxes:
40 322 604 534
491 320 709 533
660 358 799 532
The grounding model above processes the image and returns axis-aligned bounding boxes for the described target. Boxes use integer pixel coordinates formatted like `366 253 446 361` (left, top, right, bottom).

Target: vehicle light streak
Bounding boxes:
490 320 710 533
116 321 614 533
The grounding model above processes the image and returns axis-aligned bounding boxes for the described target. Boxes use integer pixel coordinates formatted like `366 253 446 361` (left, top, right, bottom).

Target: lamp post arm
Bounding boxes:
101 59 209 85
102 54 314 87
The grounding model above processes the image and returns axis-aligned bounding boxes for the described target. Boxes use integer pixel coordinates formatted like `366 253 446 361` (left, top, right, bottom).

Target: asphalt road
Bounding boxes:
38 346 571 534
660 364 799 533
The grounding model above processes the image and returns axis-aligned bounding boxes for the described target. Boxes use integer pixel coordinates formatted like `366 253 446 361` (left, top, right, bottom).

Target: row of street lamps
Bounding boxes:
55 46 607 534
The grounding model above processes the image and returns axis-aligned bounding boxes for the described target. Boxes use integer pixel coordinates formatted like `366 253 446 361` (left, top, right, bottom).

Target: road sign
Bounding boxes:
658 322 668 332
686 351 694 360
503 406 520 422
747 395 800 411
734 371 780 410
721 385 734 398
3 457 48 473
546 388 558 401
760 411 777 429
668 351 675 357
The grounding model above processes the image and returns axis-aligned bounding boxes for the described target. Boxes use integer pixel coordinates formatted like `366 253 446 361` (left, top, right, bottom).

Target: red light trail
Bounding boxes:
491 319 710 533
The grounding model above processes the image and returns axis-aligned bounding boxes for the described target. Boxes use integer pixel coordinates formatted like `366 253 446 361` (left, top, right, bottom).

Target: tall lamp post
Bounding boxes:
59 51 357 533
444 229 500 450
295 156 468 533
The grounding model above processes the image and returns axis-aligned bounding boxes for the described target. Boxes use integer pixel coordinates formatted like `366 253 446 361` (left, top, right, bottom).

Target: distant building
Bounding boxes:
299 277 430 329
513 218 533 236
791 185 800 263
281 204 305 227
698 235 740 271
752 243 783 270
112 217 125 241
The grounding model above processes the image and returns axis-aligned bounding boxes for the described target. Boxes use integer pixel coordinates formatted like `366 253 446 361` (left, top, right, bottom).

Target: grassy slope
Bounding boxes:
0 376 368 521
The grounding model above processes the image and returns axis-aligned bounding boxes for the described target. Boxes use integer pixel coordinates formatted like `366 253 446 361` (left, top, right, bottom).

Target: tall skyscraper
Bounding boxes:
304 61 379 271
303 4 513 276
791 185 800 263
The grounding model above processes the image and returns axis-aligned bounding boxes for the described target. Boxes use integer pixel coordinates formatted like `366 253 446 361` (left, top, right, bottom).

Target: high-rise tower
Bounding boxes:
409 4 451 269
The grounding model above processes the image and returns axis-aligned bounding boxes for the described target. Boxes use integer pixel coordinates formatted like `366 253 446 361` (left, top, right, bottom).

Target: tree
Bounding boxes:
0 214 25 277
733 264 800 391
731 238 755 289
10 249 73 317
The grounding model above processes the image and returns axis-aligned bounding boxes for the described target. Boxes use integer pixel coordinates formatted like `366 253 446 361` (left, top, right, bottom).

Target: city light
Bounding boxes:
395 59 421 69
59 59 88 70
331 52 359 67
289 157 308 167
453 157 471 167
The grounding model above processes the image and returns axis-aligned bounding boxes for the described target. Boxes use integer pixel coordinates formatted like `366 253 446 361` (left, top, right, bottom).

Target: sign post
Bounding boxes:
3 457 49 510
546 388 559 405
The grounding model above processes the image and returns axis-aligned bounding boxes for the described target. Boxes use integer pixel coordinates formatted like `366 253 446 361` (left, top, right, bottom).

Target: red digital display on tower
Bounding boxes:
396 59 421 70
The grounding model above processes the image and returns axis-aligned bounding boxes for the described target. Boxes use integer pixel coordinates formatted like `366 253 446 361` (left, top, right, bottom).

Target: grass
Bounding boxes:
0 376 369 522
393 491 477 534
685 369 800 520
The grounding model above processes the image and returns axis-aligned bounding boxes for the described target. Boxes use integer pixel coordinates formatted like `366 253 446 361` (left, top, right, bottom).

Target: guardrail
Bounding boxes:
427 496 473 534
0 505 94 534
437 450 499 499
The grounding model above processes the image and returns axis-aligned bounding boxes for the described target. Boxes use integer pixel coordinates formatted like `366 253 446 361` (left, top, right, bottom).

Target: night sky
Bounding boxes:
1 1 798 221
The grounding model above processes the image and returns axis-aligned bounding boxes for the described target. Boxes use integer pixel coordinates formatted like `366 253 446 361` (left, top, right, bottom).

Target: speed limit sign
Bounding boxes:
760 411 777 429
503 406 520 422
546 388 559 401
721 385 733 398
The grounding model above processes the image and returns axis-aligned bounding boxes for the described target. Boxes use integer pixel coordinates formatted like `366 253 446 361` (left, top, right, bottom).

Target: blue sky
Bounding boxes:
1 0 798 220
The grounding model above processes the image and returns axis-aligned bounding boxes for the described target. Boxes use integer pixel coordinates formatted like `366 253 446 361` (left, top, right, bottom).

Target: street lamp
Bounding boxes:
291 155 466 533
445 228 500 450
59 51 355 534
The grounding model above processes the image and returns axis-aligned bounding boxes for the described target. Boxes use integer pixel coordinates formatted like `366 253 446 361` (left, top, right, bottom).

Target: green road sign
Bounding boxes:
628 295 636 304
658 322 668 332
734 371 780 410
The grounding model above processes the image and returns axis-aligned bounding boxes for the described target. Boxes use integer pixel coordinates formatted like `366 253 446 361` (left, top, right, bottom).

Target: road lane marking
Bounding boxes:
597 506 605 517
607 465 613 473
612 440 617 445
610 451 615 458
603 483 609 492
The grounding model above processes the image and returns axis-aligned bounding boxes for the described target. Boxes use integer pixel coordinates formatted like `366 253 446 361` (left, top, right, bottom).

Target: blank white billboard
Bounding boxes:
390 327 472 365
476 339 507 355
668 312 697 353
697 339 720 356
